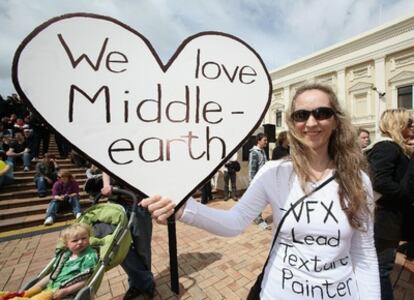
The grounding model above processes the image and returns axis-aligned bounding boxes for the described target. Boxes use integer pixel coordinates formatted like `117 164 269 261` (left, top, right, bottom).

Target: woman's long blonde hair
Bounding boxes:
379 109 413 157
286 83 369 229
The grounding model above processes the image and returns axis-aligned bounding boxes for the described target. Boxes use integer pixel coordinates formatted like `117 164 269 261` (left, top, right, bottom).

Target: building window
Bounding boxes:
398 85 413 109
276 111 282 127
354 92 368 117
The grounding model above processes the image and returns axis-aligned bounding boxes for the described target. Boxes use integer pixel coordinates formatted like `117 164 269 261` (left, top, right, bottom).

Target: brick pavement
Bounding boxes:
1 199 414 299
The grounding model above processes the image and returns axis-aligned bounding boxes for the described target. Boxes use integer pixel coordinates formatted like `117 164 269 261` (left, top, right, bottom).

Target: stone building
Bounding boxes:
264 13 414 143
232 13 414 192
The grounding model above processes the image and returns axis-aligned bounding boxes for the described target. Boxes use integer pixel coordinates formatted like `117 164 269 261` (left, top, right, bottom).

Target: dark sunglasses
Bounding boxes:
408 118 414 128
291 107 336 122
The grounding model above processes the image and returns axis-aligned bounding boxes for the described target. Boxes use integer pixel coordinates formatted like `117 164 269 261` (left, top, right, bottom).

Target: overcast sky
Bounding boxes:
1 0 414 97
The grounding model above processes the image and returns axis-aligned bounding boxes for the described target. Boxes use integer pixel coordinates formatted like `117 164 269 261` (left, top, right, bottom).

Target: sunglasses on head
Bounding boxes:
291 107 336 122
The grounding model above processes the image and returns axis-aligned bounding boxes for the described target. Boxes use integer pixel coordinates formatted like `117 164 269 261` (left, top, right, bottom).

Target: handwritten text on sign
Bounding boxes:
13 14 271 204
278 196 356 299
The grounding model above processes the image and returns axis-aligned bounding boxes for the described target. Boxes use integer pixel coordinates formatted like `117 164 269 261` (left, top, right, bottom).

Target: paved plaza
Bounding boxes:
1 199 413 299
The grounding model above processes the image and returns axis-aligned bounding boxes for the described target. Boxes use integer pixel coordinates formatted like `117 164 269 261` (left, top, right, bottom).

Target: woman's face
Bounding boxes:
293 89 337 153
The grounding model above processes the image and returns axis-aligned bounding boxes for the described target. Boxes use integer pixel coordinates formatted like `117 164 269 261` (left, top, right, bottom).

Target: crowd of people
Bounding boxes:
2 84 414 299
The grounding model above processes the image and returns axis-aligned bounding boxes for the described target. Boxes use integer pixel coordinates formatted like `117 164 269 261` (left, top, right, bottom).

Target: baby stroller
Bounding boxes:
22 188 137 300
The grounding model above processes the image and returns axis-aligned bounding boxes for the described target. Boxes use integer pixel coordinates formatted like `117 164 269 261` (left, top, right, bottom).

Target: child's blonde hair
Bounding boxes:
61 223 92 245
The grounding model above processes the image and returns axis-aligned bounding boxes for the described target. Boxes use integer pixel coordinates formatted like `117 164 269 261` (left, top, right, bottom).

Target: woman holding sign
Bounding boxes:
141 83 380 299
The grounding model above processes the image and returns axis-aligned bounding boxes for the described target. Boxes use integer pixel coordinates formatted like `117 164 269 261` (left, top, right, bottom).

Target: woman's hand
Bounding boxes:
141 195 184 225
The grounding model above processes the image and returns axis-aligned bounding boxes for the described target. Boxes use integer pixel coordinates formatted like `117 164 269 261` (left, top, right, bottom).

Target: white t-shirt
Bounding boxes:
181 160 380 300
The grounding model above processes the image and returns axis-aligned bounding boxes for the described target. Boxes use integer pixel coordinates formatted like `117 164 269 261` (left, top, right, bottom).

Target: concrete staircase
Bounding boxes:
0 136 94 232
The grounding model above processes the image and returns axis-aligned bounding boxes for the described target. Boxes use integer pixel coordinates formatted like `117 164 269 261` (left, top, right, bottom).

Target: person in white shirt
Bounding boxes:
141 83 380 299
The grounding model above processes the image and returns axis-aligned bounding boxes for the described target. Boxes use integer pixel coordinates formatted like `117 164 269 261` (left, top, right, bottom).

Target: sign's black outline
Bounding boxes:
12 12 272 211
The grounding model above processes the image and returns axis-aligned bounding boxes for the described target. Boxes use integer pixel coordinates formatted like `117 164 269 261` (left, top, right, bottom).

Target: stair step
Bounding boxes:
1 178 87 193
0 133 100 232
0 184 93 200
12 173 86 184
13 160 75 169
14 167 87 176
0 200 108 232
0 192 91 209
0 198 94 220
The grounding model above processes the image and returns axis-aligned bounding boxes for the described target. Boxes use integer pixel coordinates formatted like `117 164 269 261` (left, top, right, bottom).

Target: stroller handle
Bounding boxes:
94 187 138 209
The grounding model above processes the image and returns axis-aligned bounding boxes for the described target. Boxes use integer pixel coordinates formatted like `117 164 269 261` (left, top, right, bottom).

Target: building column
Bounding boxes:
283 86 290 104
374 56 386 138
336 69 346 108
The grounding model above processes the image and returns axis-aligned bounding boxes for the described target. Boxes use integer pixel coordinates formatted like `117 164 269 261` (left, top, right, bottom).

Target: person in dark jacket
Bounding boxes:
271 131 290 160
34 153 59 197
366 108 414 300
101 173 155 299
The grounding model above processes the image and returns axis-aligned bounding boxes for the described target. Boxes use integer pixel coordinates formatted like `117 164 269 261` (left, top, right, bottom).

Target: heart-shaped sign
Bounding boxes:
13 13 271 206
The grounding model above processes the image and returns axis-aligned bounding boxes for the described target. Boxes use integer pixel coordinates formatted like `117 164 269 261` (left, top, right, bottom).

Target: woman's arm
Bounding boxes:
142 163 274 237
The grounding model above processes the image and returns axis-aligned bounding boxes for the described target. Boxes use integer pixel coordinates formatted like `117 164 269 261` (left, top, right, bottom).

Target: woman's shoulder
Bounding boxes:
255 159 294 181
262 159 293 171
366 139 404 159
369 139 400 152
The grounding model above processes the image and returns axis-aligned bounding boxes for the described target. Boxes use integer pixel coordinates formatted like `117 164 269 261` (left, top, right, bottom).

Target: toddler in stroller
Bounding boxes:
18 223 98 300
1 189 136 300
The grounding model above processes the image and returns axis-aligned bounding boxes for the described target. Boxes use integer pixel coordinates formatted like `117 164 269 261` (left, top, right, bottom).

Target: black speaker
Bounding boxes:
242 136 256 161
263 124 276 143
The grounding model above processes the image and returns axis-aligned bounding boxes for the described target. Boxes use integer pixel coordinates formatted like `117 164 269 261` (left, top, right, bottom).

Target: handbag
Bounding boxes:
247 174 336 300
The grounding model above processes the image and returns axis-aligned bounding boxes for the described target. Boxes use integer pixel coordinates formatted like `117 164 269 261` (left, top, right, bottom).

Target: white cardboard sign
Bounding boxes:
13 13 271 206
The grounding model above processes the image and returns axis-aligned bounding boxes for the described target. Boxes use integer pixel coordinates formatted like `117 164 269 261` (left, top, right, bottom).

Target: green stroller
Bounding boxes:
21 188 137 300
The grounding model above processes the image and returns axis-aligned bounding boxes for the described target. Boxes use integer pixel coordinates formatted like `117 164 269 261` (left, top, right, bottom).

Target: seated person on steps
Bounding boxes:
34 153 59 197
6 130 32 172
0 151 14 189
44 171 81 225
